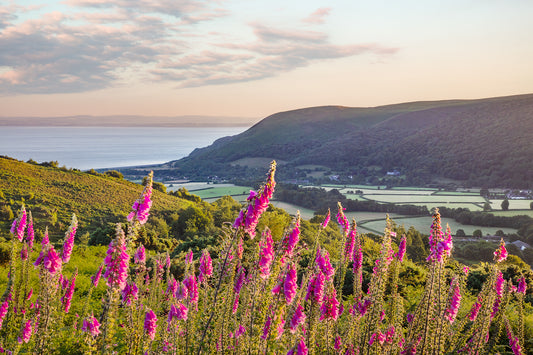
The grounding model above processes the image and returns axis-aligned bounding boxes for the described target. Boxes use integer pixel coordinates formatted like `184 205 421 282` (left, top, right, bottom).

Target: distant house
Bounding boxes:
510 240 531 251
483 235 502 242
386 170 400 176
506 190 533 199
329 175 340 182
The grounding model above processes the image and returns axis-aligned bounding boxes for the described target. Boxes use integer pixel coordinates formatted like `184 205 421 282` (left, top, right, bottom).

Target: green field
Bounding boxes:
344 211 402 223
192 186 253 199
361 194 486 204
432 191 480 196
319 184 387 190
344 195 367 201
360 216 518 236
340 188 435 195
490 199 533 210
270 201 315 219
407 203 484 211
391 187 438 191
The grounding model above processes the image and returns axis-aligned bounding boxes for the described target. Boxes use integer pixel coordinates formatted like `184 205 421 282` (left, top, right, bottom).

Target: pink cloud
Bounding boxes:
302 7 331 24
252 23 327 43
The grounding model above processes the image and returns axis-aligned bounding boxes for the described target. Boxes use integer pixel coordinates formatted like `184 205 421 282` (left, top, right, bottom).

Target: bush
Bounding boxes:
103 170 124 179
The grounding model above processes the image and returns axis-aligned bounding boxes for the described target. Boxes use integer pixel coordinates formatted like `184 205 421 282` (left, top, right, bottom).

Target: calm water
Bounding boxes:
0 126 247 170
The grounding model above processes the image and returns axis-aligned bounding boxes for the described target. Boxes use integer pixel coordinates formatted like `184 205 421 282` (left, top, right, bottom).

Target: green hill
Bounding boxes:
0 156 193 241
148 93 533 188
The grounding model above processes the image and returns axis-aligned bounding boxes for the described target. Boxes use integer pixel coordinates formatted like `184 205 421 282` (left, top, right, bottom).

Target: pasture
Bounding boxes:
361 216 518 236
490 199 533 210
361 194 486 204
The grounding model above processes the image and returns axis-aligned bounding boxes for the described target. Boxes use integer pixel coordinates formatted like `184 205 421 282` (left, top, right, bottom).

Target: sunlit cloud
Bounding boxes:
0 1 396 94
302 7 331 24
156 22 398 88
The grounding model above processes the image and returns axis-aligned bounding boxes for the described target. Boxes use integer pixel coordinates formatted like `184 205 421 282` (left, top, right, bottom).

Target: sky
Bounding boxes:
1 0 532 119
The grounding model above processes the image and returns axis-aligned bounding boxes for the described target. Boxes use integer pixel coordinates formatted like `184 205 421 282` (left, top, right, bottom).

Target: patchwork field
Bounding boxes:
179 182 530 237
361 216 518 236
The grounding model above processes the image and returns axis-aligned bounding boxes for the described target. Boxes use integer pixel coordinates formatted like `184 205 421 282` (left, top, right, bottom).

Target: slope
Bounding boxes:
0 157 193 240
162 94 533 188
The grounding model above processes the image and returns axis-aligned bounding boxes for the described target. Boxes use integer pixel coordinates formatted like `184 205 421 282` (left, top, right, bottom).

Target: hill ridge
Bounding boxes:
122 93 533 188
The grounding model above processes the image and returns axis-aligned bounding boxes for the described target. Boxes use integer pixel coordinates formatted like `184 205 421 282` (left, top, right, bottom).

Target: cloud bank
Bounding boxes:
0 2 396 94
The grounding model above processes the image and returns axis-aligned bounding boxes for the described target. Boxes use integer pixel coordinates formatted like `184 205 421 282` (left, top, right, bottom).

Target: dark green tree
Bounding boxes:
473 229 483 238
405 226 427 263
176 205 213 238
501 198 510 211
455 229 466 238
483 202 491 212
211 196 241 228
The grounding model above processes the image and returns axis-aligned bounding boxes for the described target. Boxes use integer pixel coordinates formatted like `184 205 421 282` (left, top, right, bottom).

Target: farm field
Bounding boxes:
270 201 315 219
340 188 435 195
192 186 252 199
320 184 387 190
490 199 533 210
361 216 518 236
343 194 367 201
432 191 480 196
490 210 533 217
360 194 486 204
391 186 438 191
407 203 484 211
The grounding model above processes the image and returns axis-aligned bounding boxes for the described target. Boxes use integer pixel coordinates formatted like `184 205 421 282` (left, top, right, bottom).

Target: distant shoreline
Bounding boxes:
0 115 260 127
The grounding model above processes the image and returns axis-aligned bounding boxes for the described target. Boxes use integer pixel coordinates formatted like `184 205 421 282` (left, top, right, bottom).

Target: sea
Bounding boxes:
0 126 248 170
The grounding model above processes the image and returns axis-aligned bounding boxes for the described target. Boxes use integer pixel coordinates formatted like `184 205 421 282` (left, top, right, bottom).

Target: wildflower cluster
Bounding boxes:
0 165 530 355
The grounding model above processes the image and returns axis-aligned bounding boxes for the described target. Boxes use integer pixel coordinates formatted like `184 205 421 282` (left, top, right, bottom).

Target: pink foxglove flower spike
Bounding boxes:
103 226 129 291
198 249 213 283
233 161 276 238
128 171 153 225
61 214 78 264
144 309 158 341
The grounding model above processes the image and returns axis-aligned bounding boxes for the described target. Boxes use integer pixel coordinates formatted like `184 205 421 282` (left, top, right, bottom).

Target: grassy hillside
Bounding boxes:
153 93 533 188
0 156 193 241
